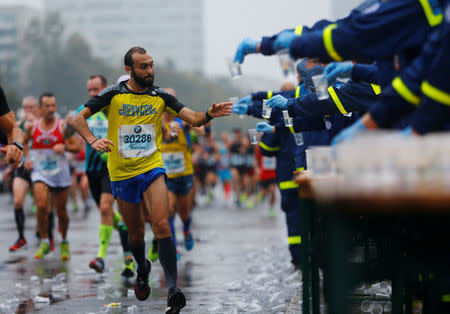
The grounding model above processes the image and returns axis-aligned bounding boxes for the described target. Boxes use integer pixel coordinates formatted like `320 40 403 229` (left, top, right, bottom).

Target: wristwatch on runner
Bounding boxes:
11 141 23 151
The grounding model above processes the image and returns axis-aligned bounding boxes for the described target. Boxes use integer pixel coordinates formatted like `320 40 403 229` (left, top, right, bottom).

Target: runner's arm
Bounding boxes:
177 102 232 127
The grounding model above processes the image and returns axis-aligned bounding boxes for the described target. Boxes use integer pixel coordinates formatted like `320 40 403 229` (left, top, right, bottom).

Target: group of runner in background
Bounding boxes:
0 83 278 266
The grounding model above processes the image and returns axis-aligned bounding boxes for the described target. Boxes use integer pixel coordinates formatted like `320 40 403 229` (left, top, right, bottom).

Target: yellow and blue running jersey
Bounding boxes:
161 118 194 179
85 82 184 181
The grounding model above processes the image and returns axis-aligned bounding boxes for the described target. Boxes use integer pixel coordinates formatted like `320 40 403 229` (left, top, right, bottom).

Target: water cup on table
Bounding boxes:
248 129 258 144
229 97 243 119
276 49 295 76
312 74 329 100
262 99 272 119
282 110 293 127
226 58 242 79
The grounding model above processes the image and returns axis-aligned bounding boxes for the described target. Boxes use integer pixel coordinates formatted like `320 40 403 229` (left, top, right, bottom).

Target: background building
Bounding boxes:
44 0 204 73
0 5 36 86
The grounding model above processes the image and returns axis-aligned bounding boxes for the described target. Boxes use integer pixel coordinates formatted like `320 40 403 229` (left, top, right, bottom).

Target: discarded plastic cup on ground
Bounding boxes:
293 133 303 146
312 74 329 100
372 302 384 314
276 49 295 76
282 110 293 127
229 97 243 119
248 129 258 144
361 300 373 312
226 58 242 79
262 99 272 119
384 301 392 312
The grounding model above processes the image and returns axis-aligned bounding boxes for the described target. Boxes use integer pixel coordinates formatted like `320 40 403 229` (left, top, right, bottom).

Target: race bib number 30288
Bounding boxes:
118 124 156 158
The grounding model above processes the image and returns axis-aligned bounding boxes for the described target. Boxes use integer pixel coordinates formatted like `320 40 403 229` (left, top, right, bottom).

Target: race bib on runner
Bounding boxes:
118 124 156 158
162 152 185 174
87 119 108 139
37 155 62 176
262 156 276 170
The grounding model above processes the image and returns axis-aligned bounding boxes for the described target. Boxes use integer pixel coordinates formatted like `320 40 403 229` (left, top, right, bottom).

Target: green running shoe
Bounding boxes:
60 241 70 261
121 254 135 278
269 208 276 217
34 241 50 260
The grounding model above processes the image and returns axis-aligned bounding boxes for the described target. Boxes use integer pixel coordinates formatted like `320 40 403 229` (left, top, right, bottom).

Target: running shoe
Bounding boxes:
246 199 255 208
89 257 105 273
165 287 186 314
148 239 159 262
60 241 70 261
269 208 276 217
134 259 151 301
9 238 27 252
34 241 50 259
183 231 194 251
176 248 180 261
121 261 135 278
121 253 135 278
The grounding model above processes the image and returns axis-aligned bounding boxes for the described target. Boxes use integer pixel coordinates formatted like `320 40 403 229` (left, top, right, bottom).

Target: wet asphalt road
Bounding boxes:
0 191 302 313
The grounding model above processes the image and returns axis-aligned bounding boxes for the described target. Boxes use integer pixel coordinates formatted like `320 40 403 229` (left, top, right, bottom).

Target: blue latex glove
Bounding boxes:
232 103 248 115
324 62 353 81
400 126 413 137
238 95 252 105
273 30 297 51
331 119 367 145
233 38 259 64
266 95 288 109
256 122 274 133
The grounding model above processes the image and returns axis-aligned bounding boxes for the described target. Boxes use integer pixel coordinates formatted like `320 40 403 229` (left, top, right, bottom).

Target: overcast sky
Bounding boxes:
1 0 335 81
204 0 332 80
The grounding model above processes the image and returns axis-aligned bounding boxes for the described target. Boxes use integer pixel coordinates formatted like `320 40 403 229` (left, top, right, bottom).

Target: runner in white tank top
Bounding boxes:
23 93 81 261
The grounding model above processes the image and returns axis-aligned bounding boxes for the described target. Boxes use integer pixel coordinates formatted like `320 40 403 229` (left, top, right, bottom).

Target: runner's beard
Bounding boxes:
131 68 154 88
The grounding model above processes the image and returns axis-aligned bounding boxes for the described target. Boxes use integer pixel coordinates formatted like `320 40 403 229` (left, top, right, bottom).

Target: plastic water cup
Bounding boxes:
262 99 272 119
226 58 242 79
312 74 329 100
276 49 295 76
248 129 258 144
294 133 303 146
169 121 178 137
229 97 243 119
361 300 373 312
282 110 293 127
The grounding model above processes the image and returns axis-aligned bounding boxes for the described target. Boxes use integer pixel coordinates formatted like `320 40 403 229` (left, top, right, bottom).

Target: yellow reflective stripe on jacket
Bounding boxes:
328 86 348 114
295 85 301 98
442 294 450 303
418 0 443 27
422 81 450 106
296 167 305 172
288 126 295 134
392 77 421 106
323 24 343 62
267 90 273 99
259 141 279 152
279 180 299 190
288 236 302 245
295 26 304 36
370 84 381 95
